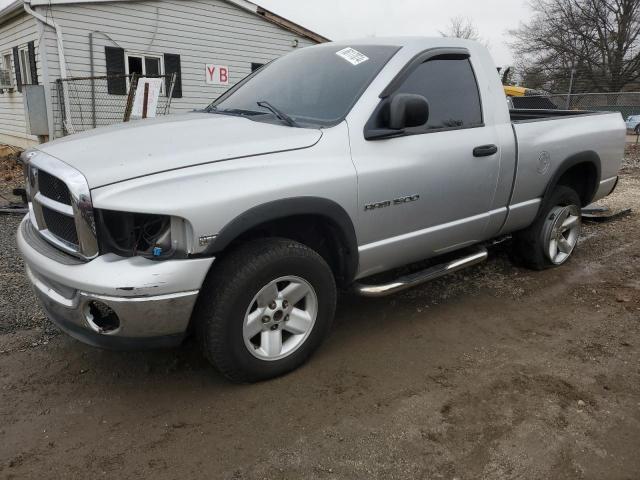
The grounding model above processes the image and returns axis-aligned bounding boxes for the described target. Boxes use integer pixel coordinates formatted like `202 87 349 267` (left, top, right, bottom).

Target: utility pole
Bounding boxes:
566 67 576 110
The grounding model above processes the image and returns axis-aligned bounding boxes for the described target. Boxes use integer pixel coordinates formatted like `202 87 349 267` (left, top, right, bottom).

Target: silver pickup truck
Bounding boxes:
17 38 625 382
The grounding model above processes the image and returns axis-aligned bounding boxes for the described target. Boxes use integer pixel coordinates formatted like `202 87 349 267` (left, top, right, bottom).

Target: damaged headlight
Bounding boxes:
96 210 175 259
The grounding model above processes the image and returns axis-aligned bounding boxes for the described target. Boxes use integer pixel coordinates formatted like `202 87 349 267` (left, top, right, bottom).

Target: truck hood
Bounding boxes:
37 112 323 188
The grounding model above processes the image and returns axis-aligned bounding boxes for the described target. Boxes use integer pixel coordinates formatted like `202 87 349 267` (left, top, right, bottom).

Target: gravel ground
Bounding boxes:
623 143 640 170
0 157 639 479
0 147 53 339
0 215 47 335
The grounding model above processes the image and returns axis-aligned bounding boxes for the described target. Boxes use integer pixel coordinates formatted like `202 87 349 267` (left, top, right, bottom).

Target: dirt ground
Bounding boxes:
1 151 639 480
0 145 23 209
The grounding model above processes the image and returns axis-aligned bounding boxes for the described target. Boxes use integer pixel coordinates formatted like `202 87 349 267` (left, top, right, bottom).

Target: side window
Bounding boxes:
395 58 482 130
1 53 13 86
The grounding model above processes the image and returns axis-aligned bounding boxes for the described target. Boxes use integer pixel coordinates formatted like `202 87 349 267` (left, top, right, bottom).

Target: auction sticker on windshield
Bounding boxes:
336 47 369 66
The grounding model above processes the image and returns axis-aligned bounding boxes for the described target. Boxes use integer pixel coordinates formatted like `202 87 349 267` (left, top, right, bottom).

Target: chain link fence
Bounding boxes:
50 74 640 138
510 91 640 120
52 73 176 137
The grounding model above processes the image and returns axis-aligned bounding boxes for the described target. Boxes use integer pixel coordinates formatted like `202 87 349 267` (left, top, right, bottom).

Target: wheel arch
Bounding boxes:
544 151 601 207
206 197 359 286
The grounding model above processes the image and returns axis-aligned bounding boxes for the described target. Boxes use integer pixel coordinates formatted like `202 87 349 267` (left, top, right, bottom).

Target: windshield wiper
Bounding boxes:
207 106 262 116
256 101 298 127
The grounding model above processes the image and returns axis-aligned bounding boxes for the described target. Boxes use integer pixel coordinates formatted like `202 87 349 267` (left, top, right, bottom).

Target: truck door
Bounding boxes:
350 54 502 277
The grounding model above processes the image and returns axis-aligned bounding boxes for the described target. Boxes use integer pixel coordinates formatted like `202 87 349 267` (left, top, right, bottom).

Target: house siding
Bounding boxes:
0 12 40 148
36 0 317 138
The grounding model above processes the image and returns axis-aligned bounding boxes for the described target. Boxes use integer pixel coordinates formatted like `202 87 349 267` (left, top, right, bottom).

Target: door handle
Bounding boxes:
473 144 498 157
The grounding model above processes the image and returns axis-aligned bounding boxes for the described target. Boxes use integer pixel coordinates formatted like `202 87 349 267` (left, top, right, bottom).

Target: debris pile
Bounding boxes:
0 145 26 214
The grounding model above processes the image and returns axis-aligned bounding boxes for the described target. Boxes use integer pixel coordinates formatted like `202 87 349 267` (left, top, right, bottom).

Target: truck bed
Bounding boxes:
496 109 625 236
510 109 608 122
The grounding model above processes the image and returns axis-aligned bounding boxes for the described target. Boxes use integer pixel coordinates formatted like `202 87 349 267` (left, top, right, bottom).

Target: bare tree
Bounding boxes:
509 0 640 93
440 16 481 41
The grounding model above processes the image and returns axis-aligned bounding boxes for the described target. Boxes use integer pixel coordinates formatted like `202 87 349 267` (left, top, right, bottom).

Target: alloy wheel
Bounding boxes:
544 204 581 265
243 276 318 361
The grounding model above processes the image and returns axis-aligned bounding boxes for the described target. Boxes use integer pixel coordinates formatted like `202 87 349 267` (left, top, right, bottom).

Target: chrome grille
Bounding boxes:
41 205 79 245
22 150 98 260
20 218 84 266
38 170 72 205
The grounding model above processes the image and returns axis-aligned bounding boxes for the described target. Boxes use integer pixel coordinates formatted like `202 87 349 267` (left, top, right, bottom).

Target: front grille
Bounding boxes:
42 205 79 245
38 169 72 205
23 150 98 260
21 219 84 266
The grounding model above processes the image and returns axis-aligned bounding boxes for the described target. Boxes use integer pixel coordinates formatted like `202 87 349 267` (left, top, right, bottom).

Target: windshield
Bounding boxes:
207 44 400 128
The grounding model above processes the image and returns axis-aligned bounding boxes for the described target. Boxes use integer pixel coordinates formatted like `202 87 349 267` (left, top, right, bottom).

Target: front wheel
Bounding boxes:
512 186 582 270
194 238 337 383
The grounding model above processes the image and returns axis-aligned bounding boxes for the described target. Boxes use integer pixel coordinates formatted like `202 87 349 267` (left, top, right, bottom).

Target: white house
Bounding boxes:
0 0 328 148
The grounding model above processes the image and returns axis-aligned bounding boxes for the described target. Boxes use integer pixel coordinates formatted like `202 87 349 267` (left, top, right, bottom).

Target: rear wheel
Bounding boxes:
512 186 582 270
635 125 640 135
194 238 337 383
542 204 581 266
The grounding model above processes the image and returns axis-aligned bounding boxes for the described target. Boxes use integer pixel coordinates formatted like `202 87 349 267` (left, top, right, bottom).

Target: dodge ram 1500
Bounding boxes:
17 38 625 382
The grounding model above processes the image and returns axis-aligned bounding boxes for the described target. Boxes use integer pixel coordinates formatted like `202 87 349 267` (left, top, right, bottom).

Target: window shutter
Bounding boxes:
12 46 21 92
28 41 38 85
105 46 126 95
163 53 182 98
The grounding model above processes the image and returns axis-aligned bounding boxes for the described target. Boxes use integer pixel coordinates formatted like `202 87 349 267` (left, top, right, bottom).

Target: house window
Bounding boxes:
105 47 181 98
18 47 32 86
127 55 143 75
1 53 12 86
145 57 161 76
125 52 163 77
125 52 163 92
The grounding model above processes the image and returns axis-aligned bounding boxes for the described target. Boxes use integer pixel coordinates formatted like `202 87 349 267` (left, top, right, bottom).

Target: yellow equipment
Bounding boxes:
503 85 528 97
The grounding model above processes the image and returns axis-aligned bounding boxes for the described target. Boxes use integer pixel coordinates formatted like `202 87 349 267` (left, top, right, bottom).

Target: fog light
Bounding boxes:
84 301 120 334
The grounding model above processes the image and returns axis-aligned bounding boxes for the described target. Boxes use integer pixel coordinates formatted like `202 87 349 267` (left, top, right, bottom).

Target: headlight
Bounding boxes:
96 210 174 259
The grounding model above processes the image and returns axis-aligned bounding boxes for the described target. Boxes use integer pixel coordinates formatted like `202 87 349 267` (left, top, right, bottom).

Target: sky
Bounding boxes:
0 0 530 66
256 0 530 66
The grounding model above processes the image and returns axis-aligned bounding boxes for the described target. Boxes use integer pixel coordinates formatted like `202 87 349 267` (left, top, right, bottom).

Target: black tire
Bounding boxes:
512 185 582 270
194 238 337 383
635 125 640 135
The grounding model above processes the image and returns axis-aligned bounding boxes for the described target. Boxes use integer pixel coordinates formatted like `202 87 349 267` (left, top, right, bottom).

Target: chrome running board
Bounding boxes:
353 247 488 298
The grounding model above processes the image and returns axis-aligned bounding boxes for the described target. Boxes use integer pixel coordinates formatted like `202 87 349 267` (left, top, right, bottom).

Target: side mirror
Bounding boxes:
388 93 429 130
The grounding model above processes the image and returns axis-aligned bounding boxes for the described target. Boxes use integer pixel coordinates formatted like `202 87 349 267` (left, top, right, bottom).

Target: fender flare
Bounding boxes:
543 151 601 206
207 197 359 283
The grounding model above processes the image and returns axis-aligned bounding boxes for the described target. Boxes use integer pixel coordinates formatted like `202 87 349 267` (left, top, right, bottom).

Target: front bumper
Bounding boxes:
17 216 215 350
